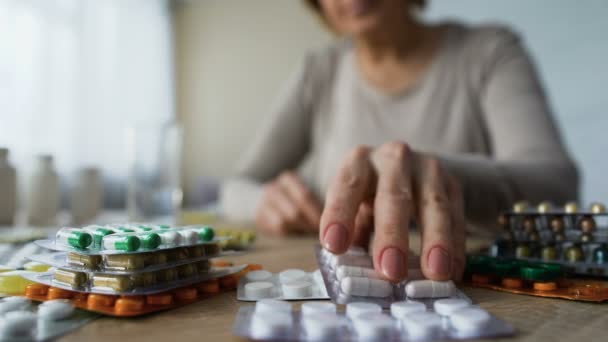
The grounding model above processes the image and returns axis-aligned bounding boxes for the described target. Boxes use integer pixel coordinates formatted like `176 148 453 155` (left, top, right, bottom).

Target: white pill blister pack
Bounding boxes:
233 298 515 341
0 296 98 341
237 269 329 301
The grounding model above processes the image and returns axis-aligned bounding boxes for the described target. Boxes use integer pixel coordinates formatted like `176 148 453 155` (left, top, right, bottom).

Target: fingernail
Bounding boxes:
428 247 451 277
322 224 348 252
380 247 406 280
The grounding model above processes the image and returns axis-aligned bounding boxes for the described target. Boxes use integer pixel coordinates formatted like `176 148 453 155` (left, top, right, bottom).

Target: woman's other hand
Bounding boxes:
255 171 322 236
319 142 466 283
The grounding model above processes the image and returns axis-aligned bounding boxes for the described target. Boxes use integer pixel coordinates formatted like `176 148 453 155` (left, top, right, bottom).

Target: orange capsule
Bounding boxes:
72 292 89 302
174 287 198 301
87 294 117 308
502 278 523 289
533 282 557 291
471 274 491 285
25 284 49 297
115 297 145 314
146 293 173 305
196 279 220 294
211 260 233 267
48 287 73 299
247 264 263 271
220 275 239 290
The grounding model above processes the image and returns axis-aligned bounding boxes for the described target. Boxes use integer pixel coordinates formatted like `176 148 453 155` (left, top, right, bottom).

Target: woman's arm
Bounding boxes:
441 26 579 226
220 53 319 222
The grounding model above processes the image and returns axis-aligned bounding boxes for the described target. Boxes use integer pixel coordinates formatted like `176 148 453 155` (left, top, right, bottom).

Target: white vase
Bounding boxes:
70 167 103 225
27 155 60 226
0 148 17 225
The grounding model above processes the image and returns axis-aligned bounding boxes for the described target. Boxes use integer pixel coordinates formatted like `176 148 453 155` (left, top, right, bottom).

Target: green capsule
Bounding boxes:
103 235 141 252
139 233 161 249
115 227 135 233
197 226 215 242
57 229 92 249
86 228 114 247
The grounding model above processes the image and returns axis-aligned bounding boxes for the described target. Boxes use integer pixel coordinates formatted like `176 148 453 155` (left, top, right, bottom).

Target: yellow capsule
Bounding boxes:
590 202 606 214
23 262 51 272
564 202 578 214
0 271 37 294
537 201 553 214
513 201 530 213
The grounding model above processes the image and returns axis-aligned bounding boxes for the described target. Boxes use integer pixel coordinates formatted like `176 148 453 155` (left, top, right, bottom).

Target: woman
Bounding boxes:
220 0 578 283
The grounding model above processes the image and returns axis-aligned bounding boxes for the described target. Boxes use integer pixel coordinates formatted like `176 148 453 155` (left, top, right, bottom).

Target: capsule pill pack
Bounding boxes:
233 297 515 341
0 296 98 341
493 201 608 277
24 264 252 317
237 268 329 301
465 255 608 302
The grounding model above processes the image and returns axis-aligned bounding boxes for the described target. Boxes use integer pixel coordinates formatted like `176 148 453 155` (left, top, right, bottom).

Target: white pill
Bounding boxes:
0 297 30 313
246 270 273 282
336 265 380 280
352 312 395 341
250 311 293 340
346 302 382 319
390 301 426 318
282 280 312 298
433 298 470 316
255 299 292 314
401 311 443 340
302 313 346 341
0 310 37 338
244 282 274 300
341 276 392 298
37 299 74 320
301 302 336 316
405 280 455 298
178 229 199 245
158 231 181 246
278 269 308 284
449 307 491 335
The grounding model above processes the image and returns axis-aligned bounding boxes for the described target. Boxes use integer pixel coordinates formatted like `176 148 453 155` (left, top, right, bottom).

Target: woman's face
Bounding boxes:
319 0 410 36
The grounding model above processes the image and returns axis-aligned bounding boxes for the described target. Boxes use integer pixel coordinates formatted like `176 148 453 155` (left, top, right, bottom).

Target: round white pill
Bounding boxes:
302 313 345 341
0 310 37 338
449 307 491 335
390 301 426 318
346 302 381 319
352 312 395 341
245 270 273 282
250 311 293 340
179 230 199 245
158 231 181 246
37 299 75 321
0 297 30 313
401 311 443 340
336 265 380 280
278 269 308 284
341 276 392 298
301 302 336 316
244 282 274 300
255 299 292 314
405 280 455 298
433 298 470 316
282 280 312 298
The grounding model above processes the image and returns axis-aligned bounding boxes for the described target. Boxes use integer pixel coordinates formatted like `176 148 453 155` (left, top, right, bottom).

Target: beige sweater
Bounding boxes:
220 22 579 227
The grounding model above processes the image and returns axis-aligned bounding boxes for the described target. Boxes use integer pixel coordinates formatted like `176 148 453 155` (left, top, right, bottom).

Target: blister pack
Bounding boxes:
237 269 329 301
0 296 98 341
233 297 514 341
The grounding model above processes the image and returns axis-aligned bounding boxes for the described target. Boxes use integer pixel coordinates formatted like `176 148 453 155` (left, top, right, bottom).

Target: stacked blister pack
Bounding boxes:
233 245 515 341
21 223 248 316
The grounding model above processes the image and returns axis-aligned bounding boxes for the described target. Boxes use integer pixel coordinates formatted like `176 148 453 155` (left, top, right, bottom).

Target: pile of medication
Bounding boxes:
233 297 514 341
237 268 328 301
465 255 608 302
216 228 256 250
493 201 608 277
0 296 97 341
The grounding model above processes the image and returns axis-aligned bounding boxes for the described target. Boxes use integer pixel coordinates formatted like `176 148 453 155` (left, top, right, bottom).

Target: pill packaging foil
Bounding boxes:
22 264 247 296
27 248 234 274
237 269 329 301
232 299 515 342
0 296 98 342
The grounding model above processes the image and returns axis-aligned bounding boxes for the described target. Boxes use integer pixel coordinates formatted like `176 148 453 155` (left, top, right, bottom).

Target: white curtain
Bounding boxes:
0 0 175 206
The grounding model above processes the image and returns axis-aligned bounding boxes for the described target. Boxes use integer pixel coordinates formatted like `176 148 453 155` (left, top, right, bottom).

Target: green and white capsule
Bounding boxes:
82 226 115 247
102 235 141 252
56 228 93 249
192 226 215 242
136 233 161 249
178 229 200 245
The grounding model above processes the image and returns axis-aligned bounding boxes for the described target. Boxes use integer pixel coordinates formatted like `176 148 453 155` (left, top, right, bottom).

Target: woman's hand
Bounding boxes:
255 171 322 236
319 142 466 283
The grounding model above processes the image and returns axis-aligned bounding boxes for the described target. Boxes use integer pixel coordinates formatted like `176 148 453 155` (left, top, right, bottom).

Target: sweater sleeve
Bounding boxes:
219 53 318 222
440 26 579 227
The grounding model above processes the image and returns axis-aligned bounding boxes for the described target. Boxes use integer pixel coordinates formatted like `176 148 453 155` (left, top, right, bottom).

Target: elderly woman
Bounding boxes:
220 0 578 283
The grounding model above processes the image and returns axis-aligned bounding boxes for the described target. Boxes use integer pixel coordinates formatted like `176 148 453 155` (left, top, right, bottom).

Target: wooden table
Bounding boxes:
61 233 608 342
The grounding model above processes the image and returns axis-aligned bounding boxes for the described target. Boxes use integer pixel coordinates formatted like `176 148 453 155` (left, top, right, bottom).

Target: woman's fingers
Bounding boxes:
370 142 414 282
352 201 374 249
320 146 375 254
418 158 454 281
446 174 466 281
278 172 322 230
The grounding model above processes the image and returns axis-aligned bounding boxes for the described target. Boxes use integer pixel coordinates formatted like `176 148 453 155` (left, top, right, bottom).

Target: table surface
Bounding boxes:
61 233 608 342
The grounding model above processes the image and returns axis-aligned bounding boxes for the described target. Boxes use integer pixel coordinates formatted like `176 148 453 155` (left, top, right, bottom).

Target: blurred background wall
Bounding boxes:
174 0 608 206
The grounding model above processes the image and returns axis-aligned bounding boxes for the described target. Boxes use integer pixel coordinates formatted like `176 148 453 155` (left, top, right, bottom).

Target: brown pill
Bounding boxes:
580 217 596 234
67 253 102 269
533 282 557 291
550 217 565 233
498 214 509 228
472 274 491 285
147 293 173 305
104 254 145 270
522 217 536 234
92 275 133 292
502 278 523 289
54 269 88 288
